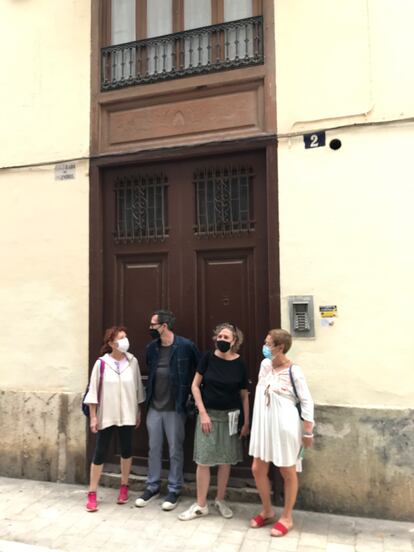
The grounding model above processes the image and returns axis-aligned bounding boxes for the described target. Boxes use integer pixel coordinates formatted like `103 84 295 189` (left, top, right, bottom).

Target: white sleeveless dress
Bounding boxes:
248 359 314 472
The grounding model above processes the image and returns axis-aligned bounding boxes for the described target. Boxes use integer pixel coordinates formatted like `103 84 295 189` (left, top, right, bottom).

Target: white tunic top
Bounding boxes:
248 359 314 472
84 352 146 430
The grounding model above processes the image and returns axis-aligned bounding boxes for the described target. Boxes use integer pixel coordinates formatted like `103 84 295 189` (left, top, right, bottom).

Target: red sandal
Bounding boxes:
250 513 274 528
270 521 290 537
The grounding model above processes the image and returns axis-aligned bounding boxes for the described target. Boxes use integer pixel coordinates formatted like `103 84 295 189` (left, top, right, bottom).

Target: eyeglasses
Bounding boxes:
149 323 162 329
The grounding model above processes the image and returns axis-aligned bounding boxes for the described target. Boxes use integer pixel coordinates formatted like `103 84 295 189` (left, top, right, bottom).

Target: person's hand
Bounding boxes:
135 413 141 428
90 415 98 433
239 423 250 438
302 434 314 448
200 412 212 434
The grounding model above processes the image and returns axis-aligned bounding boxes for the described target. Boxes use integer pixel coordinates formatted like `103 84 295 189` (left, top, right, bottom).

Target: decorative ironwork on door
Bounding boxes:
113 174 168 243
194 165 254 237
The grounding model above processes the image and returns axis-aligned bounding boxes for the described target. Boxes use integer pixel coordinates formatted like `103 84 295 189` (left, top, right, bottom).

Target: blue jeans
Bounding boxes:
146 408 186 494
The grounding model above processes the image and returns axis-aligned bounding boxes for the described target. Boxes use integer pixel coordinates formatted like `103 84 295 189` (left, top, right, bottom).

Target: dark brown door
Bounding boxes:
101 150 270 477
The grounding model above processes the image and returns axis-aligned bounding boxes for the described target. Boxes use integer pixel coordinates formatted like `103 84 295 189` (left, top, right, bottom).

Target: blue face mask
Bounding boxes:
262 345 273 359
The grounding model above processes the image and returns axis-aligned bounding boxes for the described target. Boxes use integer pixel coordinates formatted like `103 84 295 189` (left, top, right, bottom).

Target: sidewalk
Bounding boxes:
0 477 412 552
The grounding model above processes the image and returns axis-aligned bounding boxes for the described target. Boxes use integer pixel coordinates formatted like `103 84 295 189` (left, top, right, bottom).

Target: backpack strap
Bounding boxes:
288 364 300 403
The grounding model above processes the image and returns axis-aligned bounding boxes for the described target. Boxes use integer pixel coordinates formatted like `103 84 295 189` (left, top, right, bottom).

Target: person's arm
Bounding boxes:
191 372 212 434
133 358 146 427
84 360 100 433
239 389 250 437
89 404 98 433
144 344 154 405
189 341 202 383
135 404 143 427
293 366 315 448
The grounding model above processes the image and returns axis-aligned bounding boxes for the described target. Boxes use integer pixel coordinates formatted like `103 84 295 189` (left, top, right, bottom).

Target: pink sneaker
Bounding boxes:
117 484 129 504
86 491 98 512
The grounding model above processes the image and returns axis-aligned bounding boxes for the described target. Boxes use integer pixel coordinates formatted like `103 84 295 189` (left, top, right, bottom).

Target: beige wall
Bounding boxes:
0 164 89 392
275 0 414 408
0 1 91 481
274 1 414 519
0 0 91 390
278 125 414 407
0 0 91 167
275 0 414 133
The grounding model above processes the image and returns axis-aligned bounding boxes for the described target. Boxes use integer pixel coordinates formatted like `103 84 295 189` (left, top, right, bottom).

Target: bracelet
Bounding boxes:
303 433 314 438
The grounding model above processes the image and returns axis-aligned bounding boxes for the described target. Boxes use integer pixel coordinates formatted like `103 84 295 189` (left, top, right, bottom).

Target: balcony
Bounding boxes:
101 16 264 91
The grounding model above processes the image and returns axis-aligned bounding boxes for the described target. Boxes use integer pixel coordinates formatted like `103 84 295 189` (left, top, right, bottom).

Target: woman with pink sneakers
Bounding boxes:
83 326 145 512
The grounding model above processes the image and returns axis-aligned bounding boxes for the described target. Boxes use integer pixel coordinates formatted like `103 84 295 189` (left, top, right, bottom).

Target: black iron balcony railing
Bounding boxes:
101 16 264 91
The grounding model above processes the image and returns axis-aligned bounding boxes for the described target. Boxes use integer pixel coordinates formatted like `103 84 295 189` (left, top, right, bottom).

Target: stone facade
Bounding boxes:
0 390 86 484
299 406 414 521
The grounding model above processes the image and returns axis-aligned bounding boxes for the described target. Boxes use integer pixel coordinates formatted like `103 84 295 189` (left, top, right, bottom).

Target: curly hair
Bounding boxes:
100 326 127 355
212 322 244 353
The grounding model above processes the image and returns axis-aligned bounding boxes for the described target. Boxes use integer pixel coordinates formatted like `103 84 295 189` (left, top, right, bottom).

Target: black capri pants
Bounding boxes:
93 425 134 465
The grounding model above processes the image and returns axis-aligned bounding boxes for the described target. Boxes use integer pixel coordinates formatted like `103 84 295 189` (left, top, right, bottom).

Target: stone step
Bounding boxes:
101 471 267 503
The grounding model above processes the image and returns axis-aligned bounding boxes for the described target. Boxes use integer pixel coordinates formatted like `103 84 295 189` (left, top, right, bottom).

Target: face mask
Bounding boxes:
116 337 130 354
216 340 231 353
262 345 273 359
149 328 160 339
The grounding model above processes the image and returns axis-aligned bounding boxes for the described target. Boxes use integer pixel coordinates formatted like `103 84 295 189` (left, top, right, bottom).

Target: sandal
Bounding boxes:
250 513 274 528
270 521 290 537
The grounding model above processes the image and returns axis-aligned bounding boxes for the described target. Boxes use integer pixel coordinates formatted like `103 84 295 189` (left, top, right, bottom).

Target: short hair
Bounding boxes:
267 329 292 353
151 309 176 330
213 322 244 353
100 325 127 355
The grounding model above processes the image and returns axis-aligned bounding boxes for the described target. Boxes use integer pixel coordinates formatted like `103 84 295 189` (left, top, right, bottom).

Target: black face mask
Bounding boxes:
216 340 231 353
149 329 160 339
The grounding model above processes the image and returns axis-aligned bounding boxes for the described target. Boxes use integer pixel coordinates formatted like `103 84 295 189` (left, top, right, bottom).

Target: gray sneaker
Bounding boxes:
214 499 233 518
135 488 159 507
178 502 209 521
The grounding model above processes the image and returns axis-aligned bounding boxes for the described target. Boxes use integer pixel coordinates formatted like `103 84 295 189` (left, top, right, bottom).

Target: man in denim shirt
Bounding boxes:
135 310 201 511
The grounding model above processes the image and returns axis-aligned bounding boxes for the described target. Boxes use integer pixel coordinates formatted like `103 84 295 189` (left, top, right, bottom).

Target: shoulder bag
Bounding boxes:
288 364 304 421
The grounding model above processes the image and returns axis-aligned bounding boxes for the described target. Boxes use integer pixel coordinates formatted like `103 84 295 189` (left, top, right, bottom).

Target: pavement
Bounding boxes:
0 477 413 552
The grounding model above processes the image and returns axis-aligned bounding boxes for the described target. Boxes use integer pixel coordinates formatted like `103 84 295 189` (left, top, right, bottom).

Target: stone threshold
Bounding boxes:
100 471 263 503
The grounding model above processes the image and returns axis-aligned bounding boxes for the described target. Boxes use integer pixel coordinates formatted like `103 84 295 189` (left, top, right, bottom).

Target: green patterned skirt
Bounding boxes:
193 409 243 466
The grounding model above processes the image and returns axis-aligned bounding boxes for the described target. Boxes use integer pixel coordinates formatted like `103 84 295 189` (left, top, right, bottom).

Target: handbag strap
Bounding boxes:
97 358 105 404
288 364 300 403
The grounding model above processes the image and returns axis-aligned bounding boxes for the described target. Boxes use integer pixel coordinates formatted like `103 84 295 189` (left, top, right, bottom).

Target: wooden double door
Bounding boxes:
100 149 274 476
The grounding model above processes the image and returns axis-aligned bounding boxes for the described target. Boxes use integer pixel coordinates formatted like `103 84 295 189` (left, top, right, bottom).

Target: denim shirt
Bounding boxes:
145 334 201 414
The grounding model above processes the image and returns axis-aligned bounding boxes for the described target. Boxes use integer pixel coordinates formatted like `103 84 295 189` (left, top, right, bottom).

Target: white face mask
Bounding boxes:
116 337 130 354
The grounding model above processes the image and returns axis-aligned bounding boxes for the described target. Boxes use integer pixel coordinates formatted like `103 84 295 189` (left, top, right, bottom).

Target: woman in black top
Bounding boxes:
178 323 249 521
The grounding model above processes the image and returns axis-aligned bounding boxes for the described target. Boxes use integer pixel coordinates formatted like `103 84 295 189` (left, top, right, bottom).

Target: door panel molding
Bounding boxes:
115 253 169 372
196 248 254 360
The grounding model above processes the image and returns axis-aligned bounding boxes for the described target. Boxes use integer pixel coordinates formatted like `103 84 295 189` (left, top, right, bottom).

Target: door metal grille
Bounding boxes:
113 174 168 243
194 166 254 237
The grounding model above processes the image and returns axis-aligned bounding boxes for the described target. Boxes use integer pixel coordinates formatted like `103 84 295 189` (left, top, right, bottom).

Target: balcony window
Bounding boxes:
102 0 263 90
